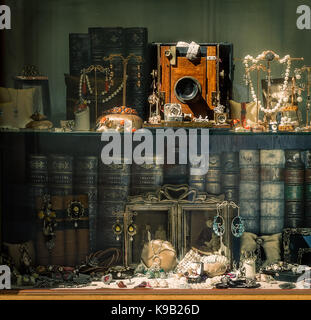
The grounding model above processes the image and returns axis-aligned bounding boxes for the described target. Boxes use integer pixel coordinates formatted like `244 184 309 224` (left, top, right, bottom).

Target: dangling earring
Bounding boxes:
112 218 123 241
213 203 225 237
230 202 245 237
127 216 137 242
297 89 303 103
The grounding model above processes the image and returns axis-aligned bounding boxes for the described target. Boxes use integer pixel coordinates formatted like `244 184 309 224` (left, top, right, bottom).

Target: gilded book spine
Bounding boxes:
305 151 311 227
98 160 130 251
205 154 222 195
74 156 98 253
239 150 260 234
69 33 91 76
260 150 285 235
131 158 163 196
124 27 149 120
222 152 239 204
284 150 304 228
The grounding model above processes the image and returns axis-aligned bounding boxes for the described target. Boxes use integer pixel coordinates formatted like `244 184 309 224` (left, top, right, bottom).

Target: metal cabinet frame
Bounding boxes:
123 184 229 266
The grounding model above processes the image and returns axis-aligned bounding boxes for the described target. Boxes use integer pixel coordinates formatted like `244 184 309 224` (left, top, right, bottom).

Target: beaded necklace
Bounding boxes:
243 52 291 114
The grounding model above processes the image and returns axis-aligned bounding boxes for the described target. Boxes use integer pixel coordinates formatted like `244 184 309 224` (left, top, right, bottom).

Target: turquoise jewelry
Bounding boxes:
213 201 245 237
230 201 245 237
231 215 245 237
213 203 225 236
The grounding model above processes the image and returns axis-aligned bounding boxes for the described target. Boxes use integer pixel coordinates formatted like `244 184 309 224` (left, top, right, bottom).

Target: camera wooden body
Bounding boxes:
155 43 233 119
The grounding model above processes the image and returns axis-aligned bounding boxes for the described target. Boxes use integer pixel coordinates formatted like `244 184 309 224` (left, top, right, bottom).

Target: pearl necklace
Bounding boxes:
243 53 291 114
79 67 111 104
102 82 124 104
79 70 93 104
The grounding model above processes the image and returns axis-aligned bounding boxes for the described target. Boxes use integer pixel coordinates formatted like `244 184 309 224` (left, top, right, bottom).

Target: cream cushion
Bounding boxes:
240 232 282 267
229 100 257 124
0 101 17 128
0 87 35 128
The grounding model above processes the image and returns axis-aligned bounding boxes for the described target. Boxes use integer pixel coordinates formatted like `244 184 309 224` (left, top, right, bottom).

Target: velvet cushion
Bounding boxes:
3 241 35 270
240 232 282 267
229 100 257 124
260 233 282 267
240 232 258 253
0 88 35 128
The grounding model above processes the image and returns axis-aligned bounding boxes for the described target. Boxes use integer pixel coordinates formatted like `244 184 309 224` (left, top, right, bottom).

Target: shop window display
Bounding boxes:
2 0 311 300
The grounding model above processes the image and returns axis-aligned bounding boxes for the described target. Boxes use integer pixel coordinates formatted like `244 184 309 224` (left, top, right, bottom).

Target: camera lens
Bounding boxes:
174 76 201 103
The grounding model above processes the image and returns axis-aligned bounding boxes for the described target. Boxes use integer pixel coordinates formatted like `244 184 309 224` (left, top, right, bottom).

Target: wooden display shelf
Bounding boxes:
1 288 311 300
143 121 230 129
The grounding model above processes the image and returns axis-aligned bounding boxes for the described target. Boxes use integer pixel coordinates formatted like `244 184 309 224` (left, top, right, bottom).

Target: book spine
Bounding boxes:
28 154 49 265
284 150 304 228
74 156 98 254
124 27 149 120
305 153 311 226
205 154 222 195
131 162 163 196
222 152 239 204
239 150 260 234
89 27 124 77
69 33 91 76
97 161 131 252
260 150 285 235
64 194 89 266
48 154 73 196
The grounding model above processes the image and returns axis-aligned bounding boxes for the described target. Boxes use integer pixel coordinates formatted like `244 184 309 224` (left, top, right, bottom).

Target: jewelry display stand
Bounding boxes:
104 53 143 109
79 65 110 125
79 54 143 129
296 66 311 131
242 51 303 129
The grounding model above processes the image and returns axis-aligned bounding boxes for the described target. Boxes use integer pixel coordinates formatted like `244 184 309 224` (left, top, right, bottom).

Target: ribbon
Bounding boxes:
176 41 201 61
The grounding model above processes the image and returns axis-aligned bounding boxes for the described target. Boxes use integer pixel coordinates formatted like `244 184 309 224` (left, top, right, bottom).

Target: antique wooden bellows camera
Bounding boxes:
150 42 233 120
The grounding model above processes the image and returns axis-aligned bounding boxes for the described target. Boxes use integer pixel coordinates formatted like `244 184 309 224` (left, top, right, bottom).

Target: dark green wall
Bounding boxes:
3 0 311 123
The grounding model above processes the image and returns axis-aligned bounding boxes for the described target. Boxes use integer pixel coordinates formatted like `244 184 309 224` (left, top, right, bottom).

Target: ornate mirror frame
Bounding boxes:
123 184 228 267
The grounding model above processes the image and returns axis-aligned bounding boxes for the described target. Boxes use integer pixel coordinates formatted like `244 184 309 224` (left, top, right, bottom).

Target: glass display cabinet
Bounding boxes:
2 130 311 298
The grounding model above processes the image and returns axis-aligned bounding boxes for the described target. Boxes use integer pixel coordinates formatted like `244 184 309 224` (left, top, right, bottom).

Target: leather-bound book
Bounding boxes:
222 152 239 204
69 33 91 76
260 150 285 235
74 156 98 253
48 154 73 197
97 159 130 252
124 27 149 120
284 150 304 228
89 27 125 77
205 154 222 195
64 195 90 266
239 150 260 234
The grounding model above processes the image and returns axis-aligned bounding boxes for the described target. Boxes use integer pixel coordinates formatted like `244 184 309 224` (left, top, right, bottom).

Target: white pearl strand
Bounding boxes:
102 69 113 96
243 53 291 114
102 82 124 104
79 72 93 104
79 68 111 103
